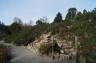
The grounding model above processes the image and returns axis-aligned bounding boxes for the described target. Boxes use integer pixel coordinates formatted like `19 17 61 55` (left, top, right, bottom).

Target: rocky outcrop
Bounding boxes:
27 32 76 60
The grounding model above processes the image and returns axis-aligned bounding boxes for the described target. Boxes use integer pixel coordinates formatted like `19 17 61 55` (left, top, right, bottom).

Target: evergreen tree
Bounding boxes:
76 12 84 20
53 12 63 23
83 9 87 14
92 8 96 13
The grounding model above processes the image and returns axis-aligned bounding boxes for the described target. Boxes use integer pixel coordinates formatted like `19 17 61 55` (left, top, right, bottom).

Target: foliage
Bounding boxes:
0 8 96 54
76 12 84 20
70 9 96 61
5 22 50 46
9 21 22 34
53 12 63 23
65 8 77 21
0 44 11 63
83 9 87 14
0 22 10 40
38 42 60 56
36 17 48 25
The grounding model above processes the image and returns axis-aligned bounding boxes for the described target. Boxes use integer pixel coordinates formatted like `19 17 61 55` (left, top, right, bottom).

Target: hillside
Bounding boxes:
0 8 96 62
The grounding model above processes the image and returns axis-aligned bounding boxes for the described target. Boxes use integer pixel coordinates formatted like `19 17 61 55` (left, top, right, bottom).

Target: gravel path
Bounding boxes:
0 42 85 63
10 45 77 63
10 46 56 63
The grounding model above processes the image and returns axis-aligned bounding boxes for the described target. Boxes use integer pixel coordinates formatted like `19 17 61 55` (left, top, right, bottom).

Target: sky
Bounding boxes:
0 0 96 25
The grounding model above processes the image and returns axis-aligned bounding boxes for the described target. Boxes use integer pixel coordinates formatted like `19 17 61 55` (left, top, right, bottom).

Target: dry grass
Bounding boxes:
0 44 11 63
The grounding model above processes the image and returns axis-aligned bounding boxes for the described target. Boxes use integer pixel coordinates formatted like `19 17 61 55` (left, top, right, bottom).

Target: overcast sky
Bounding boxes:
0 0 96 25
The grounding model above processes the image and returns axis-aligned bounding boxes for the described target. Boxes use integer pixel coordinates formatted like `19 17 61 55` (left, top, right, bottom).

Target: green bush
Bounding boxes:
38 42 60 56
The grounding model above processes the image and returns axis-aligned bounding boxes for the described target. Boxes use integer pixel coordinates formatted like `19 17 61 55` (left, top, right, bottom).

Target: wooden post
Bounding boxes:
75 36 80 63
52 36 55 59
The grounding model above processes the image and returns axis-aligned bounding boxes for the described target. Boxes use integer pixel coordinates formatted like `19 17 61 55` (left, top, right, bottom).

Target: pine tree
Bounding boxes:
53 12 63 23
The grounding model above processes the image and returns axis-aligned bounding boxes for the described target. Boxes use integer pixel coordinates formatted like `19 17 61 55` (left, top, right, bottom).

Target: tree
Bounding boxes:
36 20 43 25
53 12 63 23
36 17 48 25
83 9 87 14
76 12 84 20
14 17 22 24
0 21 1 24
26 20 33 26
10 18 23 33
92 8 96 13
0 21 4 27
65 8 77 20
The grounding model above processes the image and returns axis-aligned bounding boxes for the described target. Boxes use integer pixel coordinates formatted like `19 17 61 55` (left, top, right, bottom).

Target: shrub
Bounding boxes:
0 44 11 63
38 42 60 56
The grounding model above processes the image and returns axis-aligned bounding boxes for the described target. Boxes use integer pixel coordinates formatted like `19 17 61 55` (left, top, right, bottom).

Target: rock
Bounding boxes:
27 32 76 60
